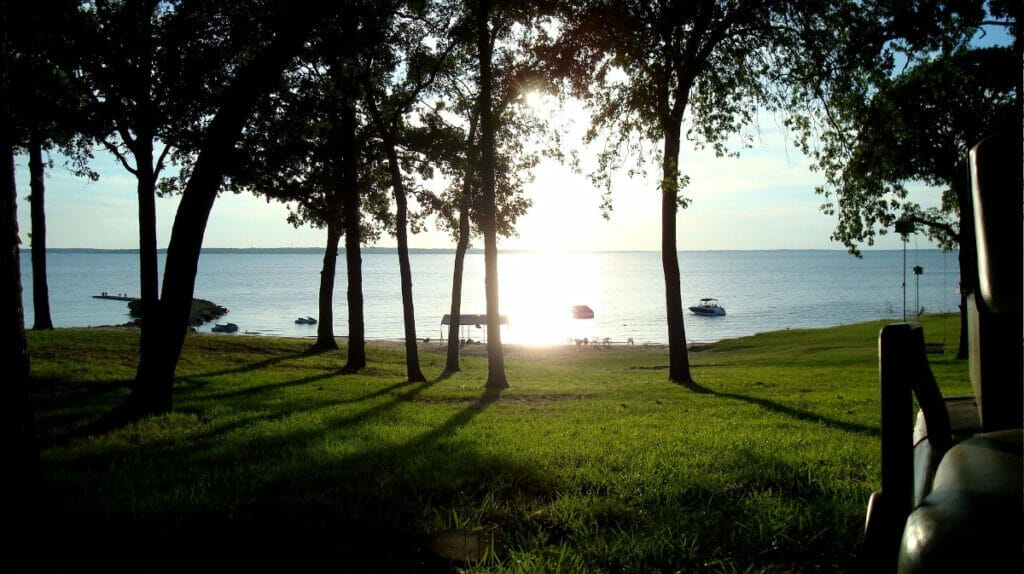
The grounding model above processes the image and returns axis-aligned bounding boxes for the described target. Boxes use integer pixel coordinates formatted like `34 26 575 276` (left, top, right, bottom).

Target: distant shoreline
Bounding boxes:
41 246 924 255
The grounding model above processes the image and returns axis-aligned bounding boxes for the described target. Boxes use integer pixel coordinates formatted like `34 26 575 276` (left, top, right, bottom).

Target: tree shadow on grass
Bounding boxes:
36 386 516 573
684 380 878 436
178 349 312 380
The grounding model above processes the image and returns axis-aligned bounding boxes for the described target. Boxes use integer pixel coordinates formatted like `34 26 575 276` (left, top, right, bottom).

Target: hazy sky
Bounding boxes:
13 108 941 253
12 19 1009 255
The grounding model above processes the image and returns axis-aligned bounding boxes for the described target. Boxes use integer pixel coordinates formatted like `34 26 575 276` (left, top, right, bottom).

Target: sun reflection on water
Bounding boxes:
495 252 603 346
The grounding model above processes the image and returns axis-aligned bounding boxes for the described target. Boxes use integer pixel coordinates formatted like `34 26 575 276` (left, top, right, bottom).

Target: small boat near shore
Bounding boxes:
212 322 239 333
295 316 317 325
689 298 726 316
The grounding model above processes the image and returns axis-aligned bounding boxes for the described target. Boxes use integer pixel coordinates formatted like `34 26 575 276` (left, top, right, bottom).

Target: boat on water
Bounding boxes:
571 305 595 319
689 298 726 316
295 316 317 324
212 322 239 333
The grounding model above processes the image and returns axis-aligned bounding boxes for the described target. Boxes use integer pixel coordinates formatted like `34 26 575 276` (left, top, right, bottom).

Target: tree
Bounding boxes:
78 0 169 343
0 0 40 539
424 3 543 376
361 1 462 383
440 112 478 375
75 0 248 381
8 0 93 331
222 20 384 356
787 1 1019 359
548 0 799 386
474 0 506 388
814 46 1018 358
117 0 333 420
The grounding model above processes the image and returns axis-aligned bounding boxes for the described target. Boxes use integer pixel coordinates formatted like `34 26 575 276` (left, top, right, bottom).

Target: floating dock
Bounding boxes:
92 293 138 301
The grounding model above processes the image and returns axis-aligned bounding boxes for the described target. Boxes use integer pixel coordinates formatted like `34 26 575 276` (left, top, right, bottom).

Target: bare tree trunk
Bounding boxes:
314 218 341 350
476 0 507 390
444 205 471 375
661 123 694 385
1 3 40 529
27 130 52 330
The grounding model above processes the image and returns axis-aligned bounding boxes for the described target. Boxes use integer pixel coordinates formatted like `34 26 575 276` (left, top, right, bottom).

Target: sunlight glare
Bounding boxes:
523 89 554 113
498 252 602 346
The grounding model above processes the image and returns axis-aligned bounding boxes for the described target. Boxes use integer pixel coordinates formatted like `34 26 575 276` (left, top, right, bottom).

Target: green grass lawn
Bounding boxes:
24 314 968 573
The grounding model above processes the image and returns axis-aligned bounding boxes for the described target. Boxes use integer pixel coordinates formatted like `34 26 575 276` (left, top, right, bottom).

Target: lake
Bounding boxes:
20 248 961 346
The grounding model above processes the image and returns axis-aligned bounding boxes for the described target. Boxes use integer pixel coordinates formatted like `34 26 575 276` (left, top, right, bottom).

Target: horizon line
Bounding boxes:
41 246 949 254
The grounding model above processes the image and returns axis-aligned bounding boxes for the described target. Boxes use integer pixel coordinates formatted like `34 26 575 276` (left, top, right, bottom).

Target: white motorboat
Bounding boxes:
689 298 726 316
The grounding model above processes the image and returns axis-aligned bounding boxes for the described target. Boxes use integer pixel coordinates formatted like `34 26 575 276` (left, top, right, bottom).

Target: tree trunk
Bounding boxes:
444 114 478 375
121 2 323 420
953 176 974 360
340 101 366 372
135 132 159 325
476 0 507 390
661 122 694 385
314 218 341 350
444 204 471 375
385 139 426 382
130 3 162 394
342 199 366 371
955 217 974 361
1 4 40 530
27 130 52 330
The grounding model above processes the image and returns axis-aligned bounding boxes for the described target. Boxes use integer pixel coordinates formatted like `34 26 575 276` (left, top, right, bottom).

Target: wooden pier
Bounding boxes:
92 293 138 302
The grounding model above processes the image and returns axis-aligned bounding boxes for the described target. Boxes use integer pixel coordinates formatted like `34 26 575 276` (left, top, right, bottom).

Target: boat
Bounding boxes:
689 298 726 316
571 305 595 319
295 316 317 325
212 322 239 333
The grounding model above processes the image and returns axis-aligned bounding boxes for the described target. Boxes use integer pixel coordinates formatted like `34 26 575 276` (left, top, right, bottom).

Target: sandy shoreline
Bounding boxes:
366 336 674 360
86 323 676 360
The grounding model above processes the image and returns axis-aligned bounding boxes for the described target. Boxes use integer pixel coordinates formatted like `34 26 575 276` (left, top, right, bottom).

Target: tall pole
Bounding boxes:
902 241 907 321
894 218 915 321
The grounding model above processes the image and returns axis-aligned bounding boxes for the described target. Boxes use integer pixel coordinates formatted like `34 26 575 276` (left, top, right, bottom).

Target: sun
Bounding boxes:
522 89 555 114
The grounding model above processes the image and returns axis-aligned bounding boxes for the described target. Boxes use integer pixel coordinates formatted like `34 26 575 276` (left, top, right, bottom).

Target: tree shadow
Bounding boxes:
180 350 312 380
684 380 878 436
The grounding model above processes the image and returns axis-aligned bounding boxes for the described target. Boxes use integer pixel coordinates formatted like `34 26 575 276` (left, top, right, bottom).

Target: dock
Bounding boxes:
92 293 138 302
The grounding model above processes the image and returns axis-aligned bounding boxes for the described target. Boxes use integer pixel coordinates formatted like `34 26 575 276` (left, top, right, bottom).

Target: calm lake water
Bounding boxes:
20 248 960 346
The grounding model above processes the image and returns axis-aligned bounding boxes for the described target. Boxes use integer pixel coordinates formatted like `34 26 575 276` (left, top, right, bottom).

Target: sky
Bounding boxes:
13 106 943 253
12 17 1012 255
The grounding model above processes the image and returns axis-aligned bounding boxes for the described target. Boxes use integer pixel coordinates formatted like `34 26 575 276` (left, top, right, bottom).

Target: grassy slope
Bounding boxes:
25 314 968 573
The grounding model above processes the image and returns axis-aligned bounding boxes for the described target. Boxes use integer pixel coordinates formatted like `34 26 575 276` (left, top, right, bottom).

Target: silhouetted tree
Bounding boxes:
471 0 553 388
0 0 40 542
77 0 170 339
548 0 802 386
814 47 1018 358
787 1 1018 360
420 3 547 376
223 14 385 355
474 0 510 388
8 0 94 331
119 0 334 419
75 0 247 380
361 1 465 382
442 114 477 375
